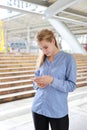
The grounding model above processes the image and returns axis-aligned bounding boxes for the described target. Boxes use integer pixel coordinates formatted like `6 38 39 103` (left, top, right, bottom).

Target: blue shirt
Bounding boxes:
32 51 77 118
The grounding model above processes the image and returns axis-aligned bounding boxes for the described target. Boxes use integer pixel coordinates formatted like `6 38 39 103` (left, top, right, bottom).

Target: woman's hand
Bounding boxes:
33 75 53 88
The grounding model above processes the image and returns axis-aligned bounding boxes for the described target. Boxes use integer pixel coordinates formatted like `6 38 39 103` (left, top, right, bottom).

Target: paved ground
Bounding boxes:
0 86 87 130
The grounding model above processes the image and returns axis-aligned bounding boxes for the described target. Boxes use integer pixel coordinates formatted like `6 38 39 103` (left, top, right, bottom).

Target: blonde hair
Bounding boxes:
36 29 58 68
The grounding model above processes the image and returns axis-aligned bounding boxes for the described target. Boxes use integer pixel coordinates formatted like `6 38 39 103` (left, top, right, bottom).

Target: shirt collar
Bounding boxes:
46 51 63 63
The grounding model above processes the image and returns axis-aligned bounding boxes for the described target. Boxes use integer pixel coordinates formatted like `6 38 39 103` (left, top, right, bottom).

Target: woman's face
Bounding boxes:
38 39 55 57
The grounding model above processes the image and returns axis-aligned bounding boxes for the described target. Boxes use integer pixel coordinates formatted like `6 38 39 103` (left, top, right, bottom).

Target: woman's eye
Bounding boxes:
40 46 48 50
44 47 48 49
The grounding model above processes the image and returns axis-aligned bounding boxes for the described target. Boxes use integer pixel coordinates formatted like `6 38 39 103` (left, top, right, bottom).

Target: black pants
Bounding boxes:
32 112 69 130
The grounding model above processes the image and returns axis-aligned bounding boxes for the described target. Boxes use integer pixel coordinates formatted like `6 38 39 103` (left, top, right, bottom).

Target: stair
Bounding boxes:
0 53 38 103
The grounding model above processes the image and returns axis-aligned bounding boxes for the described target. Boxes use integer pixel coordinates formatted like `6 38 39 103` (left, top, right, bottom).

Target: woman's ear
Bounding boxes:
52 39 55 45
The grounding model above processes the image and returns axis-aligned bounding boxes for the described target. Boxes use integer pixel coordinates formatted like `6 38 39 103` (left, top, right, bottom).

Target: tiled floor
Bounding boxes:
0 86 87 130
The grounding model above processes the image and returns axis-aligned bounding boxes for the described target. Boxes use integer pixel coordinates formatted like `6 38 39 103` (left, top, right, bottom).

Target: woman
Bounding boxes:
32 29 77 130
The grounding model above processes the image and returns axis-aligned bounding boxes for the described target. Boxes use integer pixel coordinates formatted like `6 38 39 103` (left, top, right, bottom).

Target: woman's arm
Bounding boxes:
33 69 40 90
50 55 77 92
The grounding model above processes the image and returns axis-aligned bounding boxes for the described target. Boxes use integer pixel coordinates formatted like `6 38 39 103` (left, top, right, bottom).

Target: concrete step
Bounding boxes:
77 64 87 66
77 60 87 62
0 53 37 56
77 72 87 77
77 81 87 87
0 89 35 99
0 84 33 91
77 76 87 82
0 74 34 79
0 74 34 82
77 69 87 72
0 54 37 57
0 90 35 103
0 57 37 60
0 79 33 88
0 63 36 68
0 60 36 63
0 70 34 77
0 67 35 72
0 87 34 96
77 66 87 69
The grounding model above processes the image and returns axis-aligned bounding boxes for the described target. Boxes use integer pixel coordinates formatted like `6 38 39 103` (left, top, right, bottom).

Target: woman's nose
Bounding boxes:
42 49 47 54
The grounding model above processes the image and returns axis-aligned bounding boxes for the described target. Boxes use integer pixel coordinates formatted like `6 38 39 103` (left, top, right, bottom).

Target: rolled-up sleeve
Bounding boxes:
51 55 77 93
